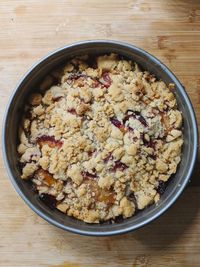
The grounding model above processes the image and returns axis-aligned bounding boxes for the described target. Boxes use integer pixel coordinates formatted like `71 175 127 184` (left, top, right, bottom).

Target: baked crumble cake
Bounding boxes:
18 53 183 223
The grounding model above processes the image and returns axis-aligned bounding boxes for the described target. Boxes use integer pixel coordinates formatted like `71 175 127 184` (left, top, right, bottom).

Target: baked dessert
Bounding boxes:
18 53 183 223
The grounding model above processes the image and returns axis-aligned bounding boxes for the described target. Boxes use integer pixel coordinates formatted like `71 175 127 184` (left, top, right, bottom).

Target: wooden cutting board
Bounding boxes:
0 0 200 266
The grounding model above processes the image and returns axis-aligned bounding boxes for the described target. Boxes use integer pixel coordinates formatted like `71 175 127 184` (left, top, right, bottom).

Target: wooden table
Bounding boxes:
1 1 200 266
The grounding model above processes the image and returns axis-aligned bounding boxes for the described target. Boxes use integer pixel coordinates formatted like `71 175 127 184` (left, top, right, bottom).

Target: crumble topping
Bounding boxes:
18 53 183 223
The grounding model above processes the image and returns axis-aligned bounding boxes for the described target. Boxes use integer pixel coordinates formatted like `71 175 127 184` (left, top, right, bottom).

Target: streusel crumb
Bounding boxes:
18 53 183 223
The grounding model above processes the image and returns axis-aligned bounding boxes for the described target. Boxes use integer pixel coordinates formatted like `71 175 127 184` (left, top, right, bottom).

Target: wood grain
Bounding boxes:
0 0 200 266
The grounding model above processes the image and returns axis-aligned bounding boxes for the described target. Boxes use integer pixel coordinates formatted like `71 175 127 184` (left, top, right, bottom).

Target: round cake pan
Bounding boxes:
2 40 198 236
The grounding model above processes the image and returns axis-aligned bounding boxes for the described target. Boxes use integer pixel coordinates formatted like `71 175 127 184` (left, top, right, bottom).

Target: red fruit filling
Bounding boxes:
103 153 114 163
110 117 123 129
123 110 148 127
67 108 77 115
92 78 102 88
112 160 128 172
102 72 112 87
140 133 156 149
37 135 63 148
82 171 97 180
